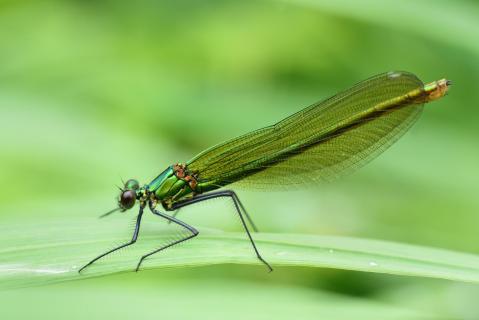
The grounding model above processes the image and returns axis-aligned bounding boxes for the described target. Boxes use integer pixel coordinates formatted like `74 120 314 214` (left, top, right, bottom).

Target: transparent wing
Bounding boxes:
187 71 424 189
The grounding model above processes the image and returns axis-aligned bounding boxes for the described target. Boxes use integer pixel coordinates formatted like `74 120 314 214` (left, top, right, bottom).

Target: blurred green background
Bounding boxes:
0 0 478 319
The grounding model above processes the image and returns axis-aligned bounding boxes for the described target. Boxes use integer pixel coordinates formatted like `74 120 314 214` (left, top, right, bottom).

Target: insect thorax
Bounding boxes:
148 164 199 209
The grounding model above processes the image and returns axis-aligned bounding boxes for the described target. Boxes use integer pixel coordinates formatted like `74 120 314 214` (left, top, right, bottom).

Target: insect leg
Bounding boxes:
135 202 199 272
166 209 180 224
167 195 259 232
79 206 145 273
233 195 259 232
171 190 272 272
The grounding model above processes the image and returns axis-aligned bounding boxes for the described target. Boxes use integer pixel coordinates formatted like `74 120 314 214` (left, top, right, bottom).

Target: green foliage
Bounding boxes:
0 275 439 320
2 219 479 290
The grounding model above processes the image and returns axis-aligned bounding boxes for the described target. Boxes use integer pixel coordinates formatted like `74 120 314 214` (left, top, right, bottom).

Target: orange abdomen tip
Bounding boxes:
424 78 451 102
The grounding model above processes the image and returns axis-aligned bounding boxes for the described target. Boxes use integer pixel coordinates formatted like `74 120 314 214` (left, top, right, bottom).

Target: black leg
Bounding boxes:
166 209 180 224
232 194 259 232
171 190 272 272
167 194 259 232
135 202 199 272
79 206 145 273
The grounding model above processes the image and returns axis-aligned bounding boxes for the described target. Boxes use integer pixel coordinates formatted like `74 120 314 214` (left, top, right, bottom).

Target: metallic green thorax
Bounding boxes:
144 164 219 209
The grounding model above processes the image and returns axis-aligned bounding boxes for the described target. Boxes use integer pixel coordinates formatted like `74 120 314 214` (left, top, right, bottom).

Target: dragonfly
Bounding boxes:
79 71 450 273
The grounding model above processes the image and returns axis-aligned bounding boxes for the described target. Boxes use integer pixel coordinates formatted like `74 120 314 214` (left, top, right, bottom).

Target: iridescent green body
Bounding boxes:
148 167 182 202
147 165 217 209
148 166 195 208
81 71 450 274
143 71 450 210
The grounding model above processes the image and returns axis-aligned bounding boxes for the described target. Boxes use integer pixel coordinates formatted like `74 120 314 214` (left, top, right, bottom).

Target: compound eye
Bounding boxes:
124 179 140 190
119 190 136 210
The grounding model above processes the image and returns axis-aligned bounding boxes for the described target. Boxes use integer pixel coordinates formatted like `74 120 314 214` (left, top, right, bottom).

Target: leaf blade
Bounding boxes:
1 218 479 289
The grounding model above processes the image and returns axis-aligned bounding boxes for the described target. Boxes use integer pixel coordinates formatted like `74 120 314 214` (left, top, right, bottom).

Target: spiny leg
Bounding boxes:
167 195 259 232
171 190 272 272
79 206 145 273
135 202 199 272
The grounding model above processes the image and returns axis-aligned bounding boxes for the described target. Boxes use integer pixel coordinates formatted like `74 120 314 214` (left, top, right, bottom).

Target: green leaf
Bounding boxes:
1 218 479 289
0 275 440 320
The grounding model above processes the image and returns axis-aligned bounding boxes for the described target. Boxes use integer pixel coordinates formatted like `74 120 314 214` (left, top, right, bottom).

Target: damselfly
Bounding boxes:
79 71 450 273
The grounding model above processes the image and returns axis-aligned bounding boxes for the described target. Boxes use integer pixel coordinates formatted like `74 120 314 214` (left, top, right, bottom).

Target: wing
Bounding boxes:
187 71 424 190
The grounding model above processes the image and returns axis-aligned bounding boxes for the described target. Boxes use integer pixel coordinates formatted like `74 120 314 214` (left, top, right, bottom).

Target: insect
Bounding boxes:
79 71 450 273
